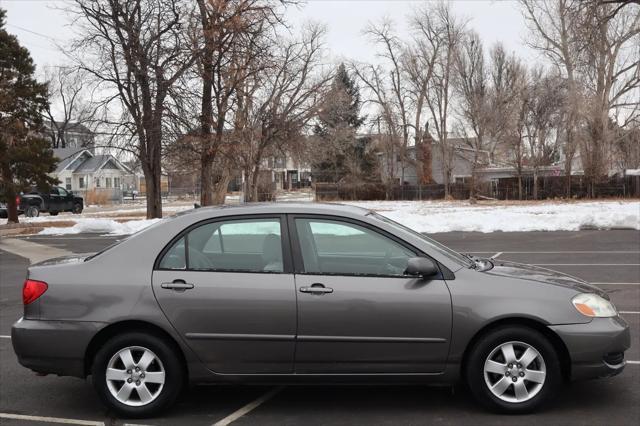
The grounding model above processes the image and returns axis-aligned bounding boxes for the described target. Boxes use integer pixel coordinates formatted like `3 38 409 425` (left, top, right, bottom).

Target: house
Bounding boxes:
44 121 95 150
52 147 132 201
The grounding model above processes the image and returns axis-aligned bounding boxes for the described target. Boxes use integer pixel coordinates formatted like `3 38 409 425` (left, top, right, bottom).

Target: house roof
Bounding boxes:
53 147 87 173
52 148 131 175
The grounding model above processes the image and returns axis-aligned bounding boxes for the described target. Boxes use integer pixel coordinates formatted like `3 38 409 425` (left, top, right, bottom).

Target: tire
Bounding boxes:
73 203 83 214
465 325 561 414
91 332 184 418
25 205 40 218
49 211 58 216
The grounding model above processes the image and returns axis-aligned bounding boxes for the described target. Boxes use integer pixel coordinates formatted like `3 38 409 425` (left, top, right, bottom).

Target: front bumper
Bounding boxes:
11 317 103 378
549 316 630 381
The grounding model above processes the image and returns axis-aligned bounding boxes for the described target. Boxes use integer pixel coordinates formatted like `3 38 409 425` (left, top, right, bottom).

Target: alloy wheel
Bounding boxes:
105 346 166 407
483 341 546 403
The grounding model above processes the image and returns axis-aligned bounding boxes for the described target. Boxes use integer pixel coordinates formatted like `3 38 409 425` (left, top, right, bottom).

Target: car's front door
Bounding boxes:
290 216 452 374
152 215 297 374
56 187 73 211
48 187 61 211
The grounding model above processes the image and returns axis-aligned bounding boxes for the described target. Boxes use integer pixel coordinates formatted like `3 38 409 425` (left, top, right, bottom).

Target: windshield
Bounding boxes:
368 212 473 267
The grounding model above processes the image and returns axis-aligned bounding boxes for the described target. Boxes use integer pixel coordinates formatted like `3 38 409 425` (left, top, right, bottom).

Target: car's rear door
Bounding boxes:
290 215 452 374
56 187 73 211
152 215 297 374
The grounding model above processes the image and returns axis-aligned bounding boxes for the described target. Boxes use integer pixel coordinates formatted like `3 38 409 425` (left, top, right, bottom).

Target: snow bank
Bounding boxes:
30 200 640 235
38 218 162 236
344 200 640 233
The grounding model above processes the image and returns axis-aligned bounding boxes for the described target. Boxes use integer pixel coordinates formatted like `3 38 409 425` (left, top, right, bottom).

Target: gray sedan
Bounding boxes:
12 203 630 417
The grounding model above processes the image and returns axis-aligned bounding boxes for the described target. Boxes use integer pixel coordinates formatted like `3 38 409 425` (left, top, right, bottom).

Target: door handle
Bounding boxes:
299 284 333 294
161 280 194 291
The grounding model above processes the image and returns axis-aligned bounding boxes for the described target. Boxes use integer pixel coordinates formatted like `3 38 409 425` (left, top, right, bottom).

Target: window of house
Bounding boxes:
294 218 415 276
105 177 112 188
158 218 283 273
114 177 120 189
95 177 100 188
79 177 85 189
65 178 72 191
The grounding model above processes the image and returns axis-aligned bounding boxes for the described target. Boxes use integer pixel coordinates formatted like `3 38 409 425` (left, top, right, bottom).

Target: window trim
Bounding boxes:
153 214 293 274
287 214 451 280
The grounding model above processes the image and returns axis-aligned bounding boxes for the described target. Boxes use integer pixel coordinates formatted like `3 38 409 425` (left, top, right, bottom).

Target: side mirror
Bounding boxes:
405 257 439 278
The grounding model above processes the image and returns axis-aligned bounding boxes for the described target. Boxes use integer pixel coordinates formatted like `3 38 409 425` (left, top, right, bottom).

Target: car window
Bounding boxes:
50 187 59 196
295 218 415 276
158 237 186 269
57 187 68 196
159 218 284 273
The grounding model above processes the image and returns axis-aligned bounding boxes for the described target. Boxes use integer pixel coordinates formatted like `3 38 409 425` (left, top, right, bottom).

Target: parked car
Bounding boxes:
0 186 84 218
11 204 629 417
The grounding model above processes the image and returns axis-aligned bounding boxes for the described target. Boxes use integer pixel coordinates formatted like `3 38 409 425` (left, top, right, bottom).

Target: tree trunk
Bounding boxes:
142 155 163 219
533 169 539 200
3 175 19 223
517 174 523 201
200 156 213 206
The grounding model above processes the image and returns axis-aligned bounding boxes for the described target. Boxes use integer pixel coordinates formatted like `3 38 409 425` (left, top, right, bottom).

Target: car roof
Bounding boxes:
175 202 371 218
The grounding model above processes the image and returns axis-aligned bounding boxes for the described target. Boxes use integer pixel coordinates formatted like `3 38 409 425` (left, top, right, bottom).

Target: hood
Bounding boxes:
482 259 609 298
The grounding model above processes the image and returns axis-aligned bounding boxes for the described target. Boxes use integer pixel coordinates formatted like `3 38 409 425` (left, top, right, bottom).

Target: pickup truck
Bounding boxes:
0 186 84 218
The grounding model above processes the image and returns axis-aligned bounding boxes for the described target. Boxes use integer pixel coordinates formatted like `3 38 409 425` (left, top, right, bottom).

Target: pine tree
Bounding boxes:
313 63 372 184
0 8 57 223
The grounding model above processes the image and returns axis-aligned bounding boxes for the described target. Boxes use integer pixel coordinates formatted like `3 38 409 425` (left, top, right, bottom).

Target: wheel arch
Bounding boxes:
460 317 572 382
84 320 188 380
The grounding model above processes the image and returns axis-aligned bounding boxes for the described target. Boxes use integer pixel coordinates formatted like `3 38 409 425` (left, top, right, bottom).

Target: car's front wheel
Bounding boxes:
92 332 184 418
465 325 561 413
73 203 83 214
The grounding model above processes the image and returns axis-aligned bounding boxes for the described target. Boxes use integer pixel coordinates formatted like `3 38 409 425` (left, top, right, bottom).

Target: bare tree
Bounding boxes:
523 67 563 199
454 30 491 201
521 0 584 197
194 0 286 205
67 0 197 218
42 66 98 148
424 2 466 198
235 24 330 202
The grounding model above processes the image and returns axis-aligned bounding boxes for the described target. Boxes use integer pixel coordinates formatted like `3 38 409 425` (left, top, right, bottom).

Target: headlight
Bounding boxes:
572 293 617 317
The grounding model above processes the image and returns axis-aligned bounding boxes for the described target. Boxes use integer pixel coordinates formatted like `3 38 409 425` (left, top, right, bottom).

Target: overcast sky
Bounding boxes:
1 0 540 75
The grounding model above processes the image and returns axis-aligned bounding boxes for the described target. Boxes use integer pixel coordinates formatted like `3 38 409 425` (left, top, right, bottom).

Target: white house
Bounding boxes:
52 147 132 200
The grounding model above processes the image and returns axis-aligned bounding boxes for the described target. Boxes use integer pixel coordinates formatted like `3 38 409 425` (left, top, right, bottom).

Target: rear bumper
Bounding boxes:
549 316 630 381
11 317 103 378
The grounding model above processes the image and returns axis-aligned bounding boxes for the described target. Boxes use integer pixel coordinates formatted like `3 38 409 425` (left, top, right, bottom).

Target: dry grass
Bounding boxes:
84 189 110 206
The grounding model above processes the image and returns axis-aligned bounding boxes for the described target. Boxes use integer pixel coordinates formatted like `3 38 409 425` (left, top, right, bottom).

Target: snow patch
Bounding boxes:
38 218 162 236
344 200 640 233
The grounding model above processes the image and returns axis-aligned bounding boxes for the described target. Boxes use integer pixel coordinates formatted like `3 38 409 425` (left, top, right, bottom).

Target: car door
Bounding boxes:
152 215 297 374
56 187 73 211
48 187 61 211
290 216 452 374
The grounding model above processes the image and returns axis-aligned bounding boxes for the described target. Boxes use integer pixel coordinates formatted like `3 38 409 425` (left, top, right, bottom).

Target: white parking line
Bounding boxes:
533 264 640 266
591 282 640 285
620 311 640 314
468 251 640 254
0 413 104 425
491 252 503 259
212 386 284 426
0 335 10 339
628 361 640 365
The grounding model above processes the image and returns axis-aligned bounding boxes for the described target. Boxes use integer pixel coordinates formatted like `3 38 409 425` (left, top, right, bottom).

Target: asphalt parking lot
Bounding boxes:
0 230 638 426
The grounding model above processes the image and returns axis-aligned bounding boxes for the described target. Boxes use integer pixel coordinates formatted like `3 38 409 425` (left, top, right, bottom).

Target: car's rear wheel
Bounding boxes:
25 205 39 217
465 325 561 413
92 332 183 418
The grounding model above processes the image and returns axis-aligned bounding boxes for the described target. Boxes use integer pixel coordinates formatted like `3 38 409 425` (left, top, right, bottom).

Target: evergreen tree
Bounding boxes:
0 8 57 223
313 64 375 184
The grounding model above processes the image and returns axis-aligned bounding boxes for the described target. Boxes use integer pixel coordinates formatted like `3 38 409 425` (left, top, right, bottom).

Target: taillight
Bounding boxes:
23 279 48 305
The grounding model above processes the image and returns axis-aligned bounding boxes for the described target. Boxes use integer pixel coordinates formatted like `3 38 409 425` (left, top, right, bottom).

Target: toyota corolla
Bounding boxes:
12 203 630 417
